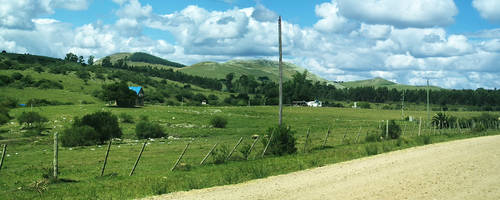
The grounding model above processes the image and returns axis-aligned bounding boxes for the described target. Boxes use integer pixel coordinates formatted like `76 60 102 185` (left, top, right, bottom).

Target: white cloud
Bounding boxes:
313 1 351 33
481 39 500 52
472 0 500 22
0 0 90 30
337 0 457 28
251 3 278 22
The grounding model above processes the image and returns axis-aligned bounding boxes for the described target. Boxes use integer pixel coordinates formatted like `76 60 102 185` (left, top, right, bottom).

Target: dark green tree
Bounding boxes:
87 55 94 66
101 81 137 107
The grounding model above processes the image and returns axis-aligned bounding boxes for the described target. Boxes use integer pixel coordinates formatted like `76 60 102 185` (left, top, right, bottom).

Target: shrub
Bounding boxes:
365 132 382 142
211 144 229 164
17 111 48 129
422 135 432 145
359 102 371 109
0 105 11 126
61 111 122 147
210 116 228 128
380 120 401 140
262 125 297 156
239 144 252 160
365 143 379 155
119 113 134 123
60 125 99 147
135 120 165 139
11 72 23 80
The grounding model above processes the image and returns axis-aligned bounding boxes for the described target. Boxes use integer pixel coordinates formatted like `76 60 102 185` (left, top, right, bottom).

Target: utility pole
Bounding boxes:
427 79 430 127
278 16 283 126
401 90 405 119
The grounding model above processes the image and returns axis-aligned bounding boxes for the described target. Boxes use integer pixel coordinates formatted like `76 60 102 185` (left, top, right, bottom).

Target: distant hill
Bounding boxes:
340 77 442 90
179 59 343 87
95 52 185 68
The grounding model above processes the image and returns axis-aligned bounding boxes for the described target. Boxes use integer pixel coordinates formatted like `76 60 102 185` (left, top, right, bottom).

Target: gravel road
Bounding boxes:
145 135 500 200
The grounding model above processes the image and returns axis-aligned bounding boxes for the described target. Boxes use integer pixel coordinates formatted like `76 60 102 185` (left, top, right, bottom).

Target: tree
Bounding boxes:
61 111 122 147
64 52 78 62
102 56 112 68
0 106 11 126
101 81 137 107
225 73 234 92
78 56 85 65
87 55 94 66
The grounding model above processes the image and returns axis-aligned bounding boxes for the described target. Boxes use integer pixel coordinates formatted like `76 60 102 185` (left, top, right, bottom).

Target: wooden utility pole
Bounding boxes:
401 90 405 119
427 79 430 127
278 16 283 126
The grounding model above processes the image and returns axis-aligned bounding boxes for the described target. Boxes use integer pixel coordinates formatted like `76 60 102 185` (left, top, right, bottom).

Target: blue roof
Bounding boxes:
128 86 143 95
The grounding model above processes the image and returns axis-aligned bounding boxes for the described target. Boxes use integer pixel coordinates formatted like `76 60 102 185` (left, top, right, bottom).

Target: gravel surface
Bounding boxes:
145 135 500 200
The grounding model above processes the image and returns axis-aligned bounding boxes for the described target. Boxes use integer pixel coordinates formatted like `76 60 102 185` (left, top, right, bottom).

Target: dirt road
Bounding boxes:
145 135 500 200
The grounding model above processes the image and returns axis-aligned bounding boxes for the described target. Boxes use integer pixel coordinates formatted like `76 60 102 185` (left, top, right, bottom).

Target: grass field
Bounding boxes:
0 104 497 199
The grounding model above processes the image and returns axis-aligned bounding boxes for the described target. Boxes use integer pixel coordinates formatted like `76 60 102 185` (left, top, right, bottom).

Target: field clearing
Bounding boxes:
0 105 498 199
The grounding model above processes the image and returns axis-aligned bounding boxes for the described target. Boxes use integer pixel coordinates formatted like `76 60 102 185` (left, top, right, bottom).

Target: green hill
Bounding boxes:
341 77 442 90
95 52 185 69
179 59 340 85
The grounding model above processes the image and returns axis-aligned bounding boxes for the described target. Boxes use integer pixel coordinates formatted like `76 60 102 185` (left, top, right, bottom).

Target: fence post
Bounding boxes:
322 127 331 148
355 127 361 143
0 144 6 172
53 132 59 180
385 120 389 139
303 128 310 153
418 117 422 136
261 130 274 158
100 140 112 176
171 143 190 171
226 137 243 161
129 141 147 176
247 136 259 160
200 143 218 165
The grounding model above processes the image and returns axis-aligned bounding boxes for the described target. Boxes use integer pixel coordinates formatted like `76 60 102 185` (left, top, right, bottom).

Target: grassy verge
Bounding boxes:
0 105 498 199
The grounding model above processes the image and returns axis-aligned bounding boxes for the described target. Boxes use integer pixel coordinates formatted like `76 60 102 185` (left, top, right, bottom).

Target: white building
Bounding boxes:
306 100 322 107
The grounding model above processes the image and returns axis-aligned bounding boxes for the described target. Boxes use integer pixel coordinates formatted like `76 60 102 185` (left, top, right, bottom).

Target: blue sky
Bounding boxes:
1 0 500 89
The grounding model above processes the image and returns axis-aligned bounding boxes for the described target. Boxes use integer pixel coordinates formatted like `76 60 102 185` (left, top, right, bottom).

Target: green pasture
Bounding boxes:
0 105 498 199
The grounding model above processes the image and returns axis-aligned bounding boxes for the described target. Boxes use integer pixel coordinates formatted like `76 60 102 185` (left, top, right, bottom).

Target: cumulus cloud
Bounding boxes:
472 0 500 22
313 1 352 33
337 0 457 28
251 3 278 22
0 0 90 30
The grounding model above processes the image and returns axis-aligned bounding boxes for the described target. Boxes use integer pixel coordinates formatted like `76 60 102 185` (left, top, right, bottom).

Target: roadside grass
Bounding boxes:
0 105 498 199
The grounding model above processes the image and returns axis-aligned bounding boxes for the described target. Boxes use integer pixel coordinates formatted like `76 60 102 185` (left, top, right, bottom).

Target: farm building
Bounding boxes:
129 86 144 106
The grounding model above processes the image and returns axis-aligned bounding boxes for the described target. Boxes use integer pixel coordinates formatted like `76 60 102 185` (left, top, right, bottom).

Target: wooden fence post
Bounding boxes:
100 140 112 176
0 144 6 172
385 120 389 139
303 128 310 153
53 132 58 180
355 127 362 143
247 136 259 160
261 130 274 158
226 137 243 161
130 141 147 176
402 122 407 136
418 117 422 136
171 143 190 171
200 143 218 165
322 127 331 148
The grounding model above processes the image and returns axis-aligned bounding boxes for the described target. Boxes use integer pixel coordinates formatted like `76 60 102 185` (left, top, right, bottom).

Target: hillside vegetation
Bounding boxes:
340 77 442 90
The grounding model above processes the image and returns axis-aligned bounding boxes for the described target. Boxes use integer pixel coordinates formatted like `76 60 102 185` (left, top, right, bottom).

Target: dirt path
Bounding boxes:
145 135 500 200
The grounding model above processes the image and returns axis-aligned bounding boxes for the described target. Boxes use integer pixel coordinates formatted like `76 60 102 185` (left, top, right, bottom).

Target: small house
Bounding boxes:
128 86 144 106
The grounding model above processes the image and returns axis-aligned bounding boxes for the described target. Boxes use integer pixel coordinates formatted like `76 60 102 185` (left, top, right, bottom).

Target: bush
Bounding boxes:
210 116 228 128
365 143 379 155
17 111 48 129
380 120 401 140
60 125 99 147
0 105 11 126
239 144 252 160
211 144 229 164
262 125 297 156
365 132 382 142
359 102 371 109
61 111 122 147
135 120 165 139
119 113 134 123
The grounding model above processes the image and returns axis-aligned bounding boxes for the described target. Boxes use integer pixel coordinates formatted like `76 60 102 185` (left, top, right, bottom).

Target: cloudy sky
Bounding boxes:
1 0 500 89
